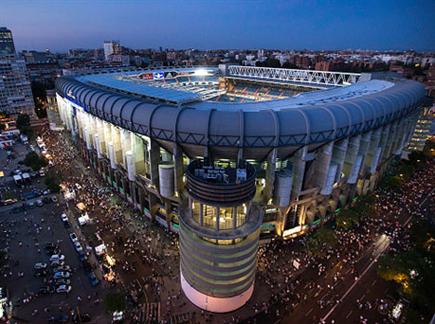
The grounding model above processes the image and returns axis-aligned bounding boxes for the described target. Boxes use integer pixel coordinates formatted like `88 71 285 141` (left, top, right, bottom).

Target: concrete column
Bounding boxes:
199 203 203 226
365 128 382 174
216 207 220 231
121 129 132 166
232 207 237 229
263 148 277 204
384 122 398 160
357 131 372 176
126 151 136 181
173 144 184 196
132 135 146 176
331 139 348 182
343 135 361 178
76 111 84 139
111 125 122 165
291 147 307 200
103 122 112 156
94 120 104 156
315 142 334 191
150 139 160 188
379 124 391 162
94 134 102 159
108 142 116 170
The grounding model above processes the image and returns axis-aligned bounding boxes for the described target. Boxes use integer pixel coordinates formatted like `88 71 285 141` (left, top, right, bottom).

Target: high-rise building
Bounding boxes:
408 106 434 151
0 27 35 115
103 40 121 61
0 27 15 56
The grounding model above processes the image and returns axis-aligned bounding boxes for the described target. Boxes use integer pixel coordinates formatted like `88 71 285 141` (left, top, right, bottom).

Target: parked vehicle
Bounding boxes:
50 254 65 262
48 314 69 323
54 279 71 286
54 271 70 279
88 272 100 287
74 242 83 253
33 262 48 270
56 285 72 294
36 199 44 207
60 213 68 222
55 265 72 273
69 233 78 243
50 260 65 267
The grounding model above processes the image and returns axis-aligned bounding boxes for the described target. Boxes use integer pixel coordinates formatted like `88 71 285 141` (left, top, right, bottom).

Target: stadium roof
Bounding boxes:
56 67 427 158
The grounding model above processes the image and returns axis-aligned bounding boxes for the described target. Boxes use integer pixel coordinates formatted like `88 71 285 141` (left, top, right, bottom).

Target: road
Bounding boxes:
280 188 433 324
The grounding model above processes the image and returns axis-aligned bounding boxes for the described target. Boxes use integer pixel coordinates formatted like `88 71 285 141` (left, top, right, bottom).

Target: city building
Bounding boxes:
26 62 62 88
103 40 121 61
55 65 425 313
0 27 35 115
408 105 434 151
0 27 15 56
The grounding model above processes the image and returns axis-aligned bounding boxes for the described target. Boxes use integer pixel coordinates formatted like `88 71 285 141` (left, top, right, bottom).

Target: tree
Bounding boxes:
23 151 48 171
306 226 337 256
16 113 34 138
16 113 30 130
103 292 126 313
45 169 62 193
282 62 298 69
378 219 435 321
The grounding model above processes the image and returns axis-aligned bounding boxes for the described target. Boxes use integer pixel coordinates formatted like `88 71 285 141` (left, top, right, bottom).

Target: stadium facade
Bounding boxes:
55 65 426 312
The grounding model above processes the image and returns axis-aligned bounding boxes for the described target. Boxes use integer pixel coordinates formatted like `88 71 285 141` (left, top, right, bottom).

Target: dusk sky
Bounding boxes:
1 0 434 52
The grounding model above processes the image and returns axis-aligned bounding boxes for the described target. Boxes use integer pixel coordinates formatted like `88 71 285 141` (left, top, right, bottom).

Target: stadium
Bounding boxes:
55 65 426 312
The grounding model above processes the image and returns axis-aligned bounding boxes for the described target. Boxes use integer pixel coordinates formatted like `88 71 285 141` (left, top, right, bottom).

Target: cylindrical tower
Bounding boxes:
179 160 262 313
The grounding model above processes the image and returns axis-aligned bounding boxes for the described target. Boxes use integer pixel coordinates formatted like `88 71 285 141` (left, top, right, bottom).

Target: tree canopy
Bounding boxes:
23 151 48 171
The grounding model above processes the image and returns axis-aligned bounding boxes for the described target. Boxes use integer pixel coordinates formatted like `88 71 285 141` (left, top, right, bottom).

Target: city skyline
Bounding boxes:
1 0 435 52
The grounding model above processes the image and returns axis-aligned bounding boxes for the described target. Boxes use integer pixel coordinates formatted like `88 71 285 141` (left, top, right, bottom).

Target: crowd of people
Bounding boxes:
252 158 434 323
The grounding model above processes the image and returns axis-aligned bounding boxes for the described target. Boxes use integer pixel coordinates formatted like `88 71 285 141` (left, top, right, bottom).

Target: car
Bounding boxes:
69 233 78 243
36 199 43 207
55 279 71 286
48 314 69 323
54 271 70 279
74 242 83 253
43 189 50 195
33 262 48 270
60 213 68 222
50 254 65 262
10 206 25 214
55 265 72 273
56 285 71 294
88 272 100 287
50 260 65 267
0 199 17 206
26 201 35 209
